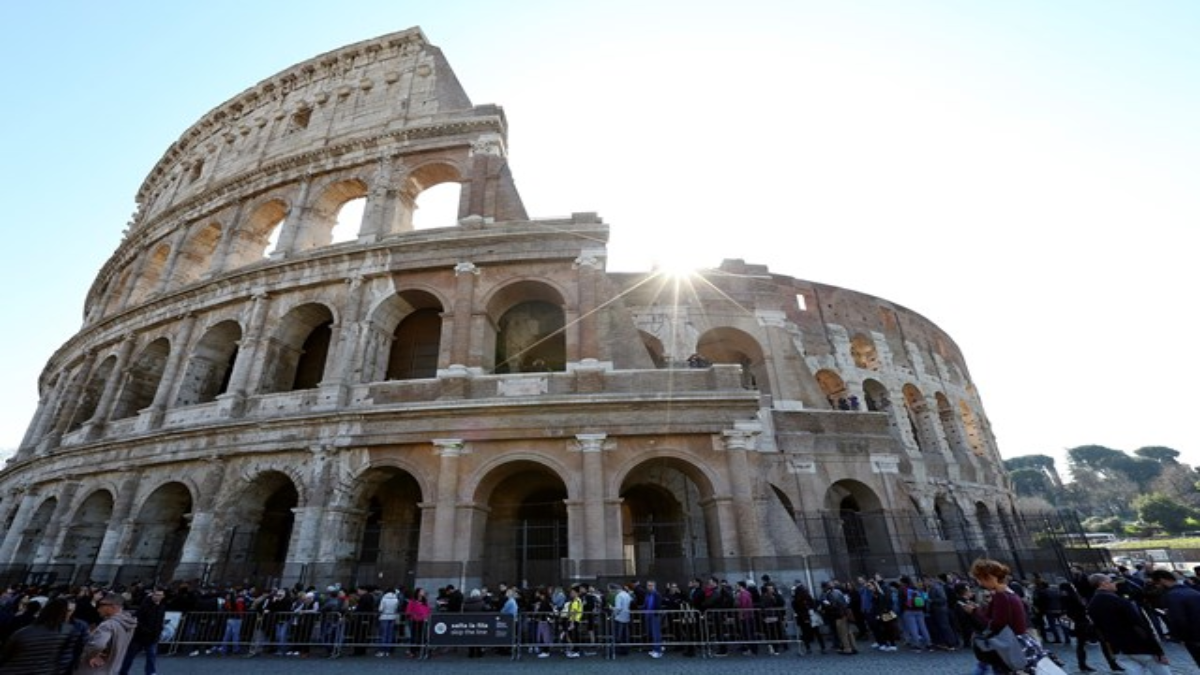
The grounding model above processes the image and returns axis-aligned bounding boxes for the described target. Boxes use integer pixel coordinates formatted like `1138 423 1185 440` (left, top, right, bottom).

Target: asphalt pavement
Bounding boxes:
137 641 1200 675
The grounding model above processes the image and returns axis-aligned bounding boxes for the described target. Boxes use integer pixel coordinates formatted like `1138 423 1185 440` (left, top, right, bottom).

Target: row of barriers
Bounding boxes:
161 607 823 659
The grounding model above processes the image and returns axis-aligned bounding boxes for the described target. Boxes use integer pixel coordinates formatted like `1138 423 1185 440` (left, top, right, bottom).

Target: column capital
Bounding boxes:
572 248 606 271
454 261 480 277
717 421 762 451
573 433 610 453
432 438 467 457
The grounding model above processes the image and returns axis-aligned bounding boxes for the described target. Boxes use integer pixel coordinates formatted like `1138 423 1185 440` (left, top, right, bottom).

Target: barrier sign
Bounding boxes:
428 613 514 646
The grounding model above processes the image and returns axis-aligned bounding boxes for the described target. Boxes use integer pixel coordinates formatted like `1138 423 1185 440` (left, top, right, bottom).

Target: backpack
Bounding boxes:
906 587 927 610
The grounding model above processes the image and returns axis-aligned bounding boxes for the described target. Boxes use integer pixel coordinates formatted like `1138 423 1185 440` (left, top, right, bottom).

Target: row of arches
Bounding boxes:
97 168 463 321
4 445 1018 589
814 369 993 467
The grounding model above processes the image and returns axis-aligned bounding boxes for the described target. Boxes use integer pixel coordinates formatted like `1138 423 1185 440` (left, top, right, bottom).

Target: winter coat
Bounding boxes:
74 611 137 675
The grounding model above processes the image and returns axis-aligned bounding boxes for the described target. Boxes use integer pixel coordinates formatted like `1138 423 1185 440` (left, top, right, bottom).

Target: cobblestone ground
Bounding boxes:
140 642 1200 675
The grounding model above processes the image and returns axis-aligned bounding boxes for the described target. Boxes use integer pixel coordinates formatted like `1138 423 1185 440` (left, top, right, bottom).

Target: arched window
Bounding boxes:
259 303 335 393
850 333 880 370
387 307 442 380
226 199 288 268
495 301 566 373
401 163 462 231
176 320 242 406
695 327 768 390
112 338 171 419
172 221 222 286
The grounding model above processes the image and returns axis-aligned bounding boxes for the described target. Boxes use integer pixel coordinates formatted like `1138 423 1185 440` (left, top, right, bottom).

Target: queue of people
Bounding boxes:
2 560 1199 671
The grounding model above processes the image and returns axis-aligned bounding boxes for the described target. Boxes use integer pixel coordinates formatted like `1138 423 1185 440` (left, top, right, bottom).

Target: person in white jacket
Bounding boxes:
377 590 402 657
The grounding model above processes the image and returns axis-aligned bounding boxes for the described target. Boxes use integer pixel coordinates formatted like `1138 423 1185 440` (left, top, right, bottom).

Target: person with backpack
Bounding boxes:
821 581 857 655
899 575 932 651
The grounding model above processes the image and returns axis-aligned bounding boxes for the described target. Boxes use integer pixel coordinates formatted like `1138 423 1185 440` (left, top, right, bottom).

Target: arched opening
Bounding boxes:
171 222 223 286
175 320 242 406
259 303 334 394
902 383 936 454
57 491 114 581
619 458 713 581
494 301 566 374
350 468 422 589
824 480 891 580
478 461 569 587
112 338 171 419
387 308 442 380
975 502 1004 553
68 356 117 432
850 333 880 370
695 327 767 390
127 482 193 583
331 197 366 243
103 266 134 317
127 243 171 305
401 163 462 231
301 179 368 250
862 379 891 412
14 498 57 565
815 369 848 409
935 495 968 545
959 401 988 457
226 199 288 268
219 472 298 586
412 182 462 230
638 330 667 369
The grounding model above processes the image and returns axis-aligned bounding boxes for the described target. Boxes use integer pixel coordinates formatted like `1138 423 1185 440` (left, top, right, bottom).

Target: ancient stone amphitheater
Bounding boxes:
0 28 1022 591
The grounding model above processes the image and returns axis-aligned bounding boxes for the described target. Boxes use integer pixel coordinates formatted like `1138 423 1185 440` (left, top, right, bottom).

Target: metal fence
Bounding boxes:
1 510 1113 592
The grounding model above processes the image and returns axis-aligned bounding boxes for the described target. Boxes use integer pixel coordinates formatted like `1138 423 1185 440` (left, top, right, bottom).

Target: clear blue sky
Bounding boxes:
2 0 1197 473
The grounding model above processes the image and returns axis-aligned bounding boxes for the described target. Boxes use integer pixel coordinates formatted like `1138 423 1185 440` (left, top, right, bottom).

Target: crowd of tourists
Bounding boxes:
1 559 1198 673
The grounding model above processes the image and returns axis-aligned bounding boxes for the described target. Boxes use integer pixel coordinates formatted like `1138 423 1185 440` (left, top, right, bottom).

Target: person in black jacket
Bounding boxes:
118 588 165 675
0 598 76 675
1086 574 1168 673
1149 569 1200 668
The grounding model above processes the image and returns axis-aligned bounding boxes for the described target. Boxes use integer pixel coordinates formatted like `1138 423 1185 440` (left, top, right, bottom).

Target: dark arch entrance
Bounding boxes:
479 462 568 587
350 468 422 589
217 472 298 587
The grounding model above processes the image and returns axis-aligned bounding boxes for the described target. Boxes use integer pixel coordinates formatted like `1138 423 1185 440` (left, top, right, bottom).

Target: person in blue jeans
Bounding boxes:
119 588 166 675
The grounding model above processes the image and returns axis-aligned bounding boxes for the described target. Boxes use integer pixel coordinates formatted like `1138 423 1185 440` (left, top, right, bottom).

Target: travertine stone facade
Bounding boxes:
0 28 1018 591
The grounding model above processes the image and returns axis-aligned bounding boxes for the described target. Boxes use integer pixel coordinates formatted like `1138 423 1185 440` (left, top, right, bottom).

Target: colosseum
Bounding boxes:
0 28 1027 592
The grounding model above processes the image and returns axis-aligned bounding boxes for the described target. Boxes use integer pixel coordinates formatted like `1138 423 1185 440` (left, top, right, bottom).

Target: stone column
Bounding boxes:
19 373 69 456
82 335 138 437
94 474 142 568
574 434 609 562
36 482 81 564
42 352 98 450
449 262 480 367
217 291 271 416
206 202 246 278
0 490 39 564
271 176 313 258
154 228 189 295
317 275 368 409
358 157 401 242
140 314 198 430
572 251 605 361
430 439 466 561
721 423 766 559
177 459 229 567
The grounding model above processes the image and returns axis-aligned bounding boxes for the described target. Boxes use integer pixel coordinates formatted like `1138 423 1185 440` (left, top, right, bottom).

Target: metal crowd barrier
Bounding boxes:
161 606 812 660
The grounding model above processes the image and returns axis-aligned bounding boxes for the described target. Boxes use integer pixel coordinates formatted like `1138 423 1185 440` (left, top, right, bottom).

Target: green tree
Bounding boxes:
1135 446 1181 464
1010 468 1054 502
1003 454 1064 487
1068 445 1124 474
1109 456 1163 490
1133 493 1197 534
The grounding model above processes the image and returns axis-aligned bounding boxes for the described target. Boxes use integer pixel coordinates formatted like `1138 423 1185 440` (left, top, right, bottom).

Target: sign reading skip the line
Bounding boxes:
428 613 515 646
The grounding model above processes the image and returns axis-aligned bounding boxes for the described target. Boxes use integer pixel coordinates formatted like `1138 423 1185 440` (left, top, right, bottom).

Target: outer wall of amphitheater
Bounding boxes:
0 28 1020 593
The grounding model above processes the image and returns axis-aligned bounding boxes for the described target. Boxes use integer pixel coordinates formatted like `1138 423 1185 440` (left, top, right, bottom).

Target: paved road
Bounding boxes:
138 642 1200 675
